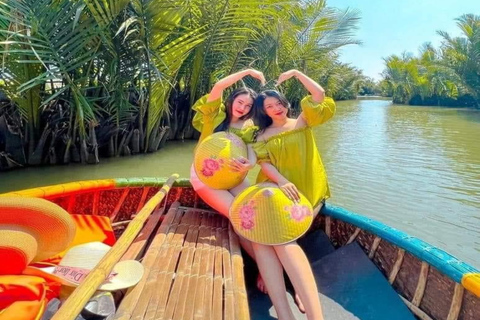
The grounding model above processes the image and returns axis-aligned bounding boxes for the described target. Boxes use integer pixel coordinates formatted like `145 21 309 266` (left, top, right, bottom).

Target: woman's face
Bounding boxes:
231 94 254 119
263 96 288 120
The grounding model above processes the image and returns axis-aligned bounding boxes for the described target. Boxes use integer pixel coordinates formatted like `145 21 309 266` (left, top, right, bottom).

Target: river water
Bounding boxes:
1 99 479 267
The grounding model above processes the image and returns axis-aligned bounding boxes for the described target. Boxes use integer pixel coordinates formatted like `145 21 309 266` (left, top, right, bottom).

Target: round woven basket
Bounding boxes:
229 183 313 245
194 131 248 190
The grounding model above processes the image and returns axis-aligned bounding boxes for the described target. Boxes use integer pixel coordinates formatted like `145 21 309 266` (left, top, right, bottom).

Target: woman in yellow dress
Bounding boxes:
190 68 269 290
252 69 335 320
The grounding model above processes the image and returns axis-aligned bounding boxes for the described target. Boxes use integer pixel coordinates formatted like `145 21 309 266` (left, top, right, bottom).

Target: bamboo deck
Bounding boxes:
114 204 249 320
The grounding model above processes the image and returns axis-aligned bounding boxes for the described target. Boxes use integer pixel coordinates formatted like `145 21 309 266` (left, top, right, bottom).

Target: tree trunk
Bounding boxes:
108 136 115 157
47 129 57 165
123 145 131 156
80 138 88 164
158 127 170 149
152 126 165 151
132 129 140 154
28 126 51 165
0 116 26 165
63 137 71 164
87 123 99 164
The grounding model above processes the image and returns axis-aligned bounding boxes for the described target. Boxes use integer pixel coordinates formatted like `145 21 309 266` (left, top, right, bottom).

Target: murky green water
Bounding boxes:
1 99 479 268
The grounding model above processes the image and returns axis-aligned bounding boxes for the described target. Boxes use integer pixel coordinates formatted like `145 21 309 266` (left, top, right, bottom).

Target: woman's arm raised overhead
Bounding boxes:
276 69 325 103
208 69 266 102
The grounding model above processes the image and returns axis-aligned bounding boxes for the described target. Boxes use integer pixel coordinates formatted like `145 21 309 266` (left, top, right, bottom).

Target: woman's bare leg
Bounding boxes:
252 243 296 320
274 242 324 320
195 186 234 218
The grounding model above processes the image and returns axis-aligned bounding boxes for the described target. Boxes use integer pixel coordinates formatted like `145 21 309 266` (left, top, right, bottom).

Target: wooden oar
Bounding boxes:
51 174 179 320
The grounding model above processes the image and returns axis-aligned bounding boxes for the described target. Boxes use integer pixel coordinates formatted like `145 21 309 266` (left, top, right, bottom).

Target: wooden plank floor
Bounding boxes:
116 203 250 320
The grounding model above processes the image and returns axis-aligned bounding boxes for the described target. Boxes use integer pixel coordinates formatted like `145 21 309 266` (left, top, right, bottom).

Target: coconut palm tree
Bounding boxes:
438 14 480 105
0 0 363 170
381 14 479 107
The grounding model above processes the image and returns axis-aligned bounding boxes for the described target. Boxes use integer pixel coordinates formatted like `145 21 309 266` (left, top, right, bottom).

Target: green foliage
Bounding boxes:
0 0 361 169
381 14 480 107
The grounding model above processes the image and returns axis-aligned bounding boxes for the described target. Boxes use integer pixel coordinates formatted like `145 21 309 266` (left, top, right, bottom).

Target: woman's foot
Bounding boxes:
258 273 305 313
294 293 305 313
256 273 268 294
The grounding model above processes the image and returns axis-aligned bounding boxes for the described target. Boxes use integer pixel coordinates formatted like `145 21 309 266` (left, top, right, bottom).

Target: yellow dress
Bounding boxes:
192 94 257 143
253 96 336 208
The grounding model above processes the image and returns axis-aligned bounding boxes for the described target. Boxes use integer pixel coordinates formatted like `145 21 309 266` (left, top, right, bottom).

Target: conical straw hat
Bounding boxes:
0 197 76 275
194 131 248 190
25 242 144 291
229 183 314 245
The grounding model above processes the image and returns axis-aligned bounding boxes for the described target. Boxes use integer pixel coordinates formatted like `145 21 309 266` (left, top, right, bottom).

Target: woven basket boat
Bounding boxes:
1 175 479 320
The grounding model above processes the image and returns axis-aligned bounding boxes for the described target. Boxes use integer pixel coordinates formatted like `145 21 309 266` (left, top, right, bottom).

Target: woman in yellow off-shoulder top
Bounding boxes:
190 68 266 212
190 68 271 292
251 70 335 320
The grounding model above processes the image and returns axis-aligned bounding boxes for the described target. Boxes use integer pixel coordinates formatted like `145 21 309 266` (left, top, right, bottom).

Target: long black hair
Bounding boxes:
214 87 257 132
253 90 291 132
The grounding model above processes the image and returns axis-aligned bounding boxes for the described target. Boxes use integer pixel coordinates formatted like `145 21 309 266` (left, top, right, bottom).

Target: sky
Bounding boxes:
327 0 479 81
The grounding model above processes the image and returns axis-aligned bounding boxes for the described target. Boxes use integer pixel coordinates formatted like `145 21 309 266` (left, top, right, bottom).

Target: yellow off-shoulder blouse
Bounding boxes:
192 94 257 144
253 96 336 208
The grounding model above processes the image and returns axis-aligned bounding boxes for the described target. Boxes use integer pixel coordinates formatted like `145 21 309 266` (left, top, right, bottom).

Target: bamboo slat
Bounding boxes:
67 194 76 213
388 248 405 284
202 219 219 320
163 212 201 320
222 226 235 320
110 188 130 220
325 216 331 238
181 206 218 215
141 209 185 320
183 213 210 320
400 295 434 320
412 262 430 306
346 227 361 244
114 202 180 320
92 191 100 215
368 236 382 259
136 187 151 213
194 213 216 320
229 224 250 320
151 213 188 319
120 207 165 261
172 213 203 320
171 184 183 205
446 283 464 320
52 174 179 320
212 228 224 320
112 220 132 228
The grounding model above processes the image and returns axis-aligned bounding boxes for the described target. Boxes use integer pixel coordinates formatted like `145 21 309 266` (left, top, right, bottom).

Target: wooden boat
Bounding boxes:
1 174 479 320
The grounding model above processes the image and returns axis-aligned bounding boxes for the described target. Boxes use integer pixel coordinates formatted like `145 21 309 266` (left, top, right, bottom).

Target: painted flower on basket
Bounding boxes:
285 204 311 222
241 219 255 230
239 200 256 230
201 158 222 177
201 168 214 177
204 158 220 171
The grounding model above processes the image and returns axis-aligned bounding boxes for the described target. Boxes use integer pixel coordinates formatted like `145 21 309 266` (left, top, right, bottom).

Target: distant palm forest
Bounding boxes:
379 14 480 108
0 1 478 170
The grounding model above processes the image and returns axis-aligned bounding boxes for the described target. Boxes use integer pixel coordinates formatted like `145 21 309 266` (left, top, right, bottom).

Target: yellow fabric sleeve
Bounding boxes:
252 142 271 164
191 94 226 143
300 95 336 127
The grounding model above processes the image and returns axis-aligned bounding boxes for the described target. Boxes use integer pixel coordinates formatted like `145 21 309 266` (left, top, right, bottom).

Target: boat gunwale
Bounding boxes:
322 203 479 291
1 178 478 299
